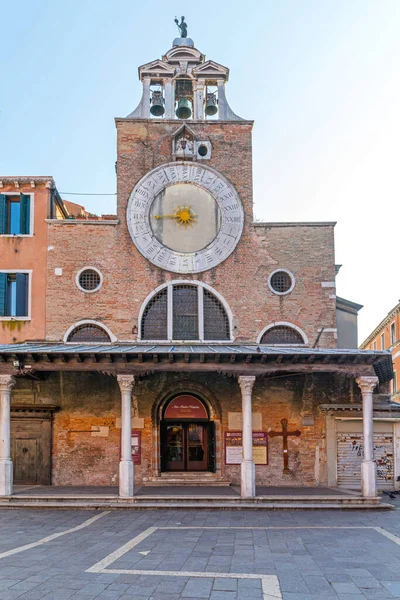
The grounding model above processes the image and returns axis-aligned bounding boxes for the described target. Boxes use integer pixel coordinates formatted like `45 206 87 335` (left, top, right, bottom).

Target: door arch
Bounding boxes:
160 394 215 472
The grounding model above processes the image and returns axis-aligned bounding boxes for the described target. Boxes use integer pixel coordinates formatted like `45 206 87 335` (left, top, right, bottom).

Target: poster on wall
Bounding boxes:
225 431 268 465
131 431 141 465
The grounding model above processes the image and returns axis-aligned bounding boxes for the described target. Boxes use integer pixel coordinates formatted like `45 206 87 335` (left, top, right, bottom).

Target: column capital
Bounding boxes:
238 375 256 395
0 375 16 393
117 374 135 393
356 376 379 394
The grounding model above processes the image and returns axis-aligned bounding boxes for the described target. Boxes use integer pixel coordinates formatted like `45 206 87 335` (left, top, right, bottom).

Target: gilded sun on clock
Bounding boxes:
127 162 243 274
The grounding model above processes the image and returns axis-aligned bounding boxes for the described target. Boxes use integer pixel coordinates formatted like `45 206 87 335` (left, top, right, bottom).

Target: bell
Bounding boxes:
150 91 165 117
205 93 218 116
176 98 192 119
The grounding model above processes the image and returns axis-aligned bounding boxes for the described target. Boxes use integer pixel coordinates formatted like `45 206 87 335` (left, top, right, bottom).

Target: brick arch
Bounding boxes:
150 381 223 477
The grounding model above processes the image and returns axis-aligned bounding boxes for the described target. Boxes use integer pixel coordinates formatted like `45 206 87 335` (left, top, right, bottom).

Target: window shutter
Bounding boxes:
0 195 6 234
15 273 28 317
20 194 31 234
0 273 6 316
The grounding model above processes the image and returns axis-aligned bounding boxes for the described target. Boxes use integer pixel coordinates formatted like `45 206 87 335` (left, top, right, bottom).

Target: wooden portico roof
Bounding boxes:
0 343 393 382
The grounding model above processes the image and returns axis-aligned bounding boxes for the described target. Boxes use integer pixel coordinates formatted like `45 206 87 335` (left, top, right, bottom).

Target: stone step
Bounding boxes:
145 472 230 486
144 479 229 486
0 496 392 510
159 471 216 477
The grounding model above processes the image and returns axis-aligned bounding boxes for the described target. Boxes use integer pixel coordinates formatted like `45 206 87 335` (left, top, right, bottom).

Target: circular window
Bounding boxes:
268 269 295 295
76 268 102 293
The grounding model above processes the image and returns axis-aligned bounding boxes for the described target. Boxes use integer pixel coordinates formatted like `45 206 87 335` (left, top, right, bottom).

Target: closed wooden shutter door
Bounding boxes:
0 272 6 316
0 195 6 234
15 273 28 317
337 432 394 490
19 194 31 234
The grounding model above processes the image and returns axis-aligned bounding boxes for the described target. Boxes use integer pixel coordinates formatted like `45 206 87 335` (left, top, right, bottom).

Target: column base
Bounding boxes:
119 460 134 497
241 460 255 498
0 459 13 496
361 460 377 497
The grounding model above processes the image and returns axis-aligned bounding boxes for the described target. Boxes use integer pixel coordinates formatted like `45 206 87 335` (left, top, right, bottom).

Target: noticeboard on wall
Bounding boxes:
225 431 268 465
131 431 141 465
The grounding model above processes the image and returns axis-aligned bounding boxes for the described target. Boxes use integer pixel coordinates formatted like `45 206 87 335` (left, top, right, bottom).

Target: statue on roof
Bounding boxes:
174 16 188 38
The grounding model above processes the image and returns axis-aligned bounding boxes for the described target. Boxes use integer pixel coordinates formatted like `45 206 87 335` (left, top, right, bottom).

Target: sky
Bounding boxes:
1 0 399 343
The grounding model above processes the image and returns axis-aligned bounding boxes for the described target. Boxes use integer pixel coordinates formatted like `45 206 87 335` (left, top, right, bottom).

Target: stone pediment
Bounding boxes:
193 60 229 81
172 123 197 140
139 59 176 78
164 46 204 64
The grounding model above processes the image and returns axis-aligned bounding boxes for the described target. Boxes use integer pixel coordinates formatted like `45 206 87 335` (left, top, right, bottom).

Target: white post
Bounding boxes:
0 375 16 496
117 374 134 497
238 375 256 498
356 376 379 497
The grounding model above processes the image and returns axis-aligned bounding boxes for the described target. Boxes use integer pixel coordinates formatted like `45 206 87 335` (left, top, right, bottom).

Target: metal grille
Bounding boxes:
337 432 394 490
260 326 304 345
141 288 168 340
173 285 198 340
67 324 110 342
78 269 101 291
270 271 292 293
203 290 230 340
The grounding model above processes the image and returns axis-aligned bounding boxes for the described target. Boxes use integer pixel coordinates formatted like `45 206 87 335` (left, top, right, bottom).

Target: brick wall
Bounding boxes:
11 371 359 487
45 119 337 346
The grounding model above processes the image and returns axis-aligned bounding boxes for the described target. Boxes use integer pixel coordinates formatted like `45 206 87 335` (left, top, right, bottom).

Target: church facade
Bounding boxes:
0 33 396 499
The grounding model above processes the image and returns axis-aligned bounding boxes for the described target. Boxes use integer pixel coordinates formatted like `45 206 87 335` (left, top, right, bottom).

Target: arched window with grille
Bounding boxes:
64 320 114 343
140 282 232 342
258 323 307 346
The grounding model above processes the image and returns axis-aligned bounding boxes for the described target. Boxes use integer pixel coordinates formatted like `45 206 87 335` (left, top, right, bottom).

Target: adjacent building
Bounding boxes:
361 302 400 402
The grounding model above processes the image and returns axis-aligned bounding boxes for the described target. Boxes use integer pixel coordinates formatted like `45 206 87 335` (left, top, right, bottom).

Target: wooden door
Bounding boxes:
13 439 38 484
11 417 52 485
165 424 185 471
186 424 207 471
162 423 208 471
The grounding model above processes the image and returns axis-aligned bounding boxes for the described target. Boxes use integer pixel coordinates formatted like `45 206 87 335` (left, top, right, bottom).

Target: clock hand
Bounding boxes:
153 205 197 228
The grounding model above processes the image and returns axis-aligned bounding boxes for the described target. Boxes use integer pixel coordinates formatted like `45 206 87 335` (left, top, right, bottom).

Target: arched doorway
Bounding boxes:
160 394 215 472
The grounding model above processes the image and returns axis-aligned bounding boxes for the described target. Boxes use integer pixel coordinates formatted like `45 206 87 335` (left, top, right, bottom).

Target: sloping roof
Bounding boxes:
336 296 363 314
0 343 393 383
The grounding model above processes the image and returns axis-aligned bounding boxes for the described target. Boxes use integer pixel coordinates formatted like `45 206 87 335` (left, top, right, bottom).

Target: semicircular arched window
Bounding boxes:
67 323 111 343
140 282 231 342
260 325 305 345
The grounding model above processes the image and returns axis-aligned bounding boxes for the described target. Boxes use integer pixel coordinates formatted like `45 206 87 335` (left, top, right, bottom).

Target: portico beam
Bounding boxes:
356 375 379 498
0 375 16 496
117 374 135 497
238 375 256 498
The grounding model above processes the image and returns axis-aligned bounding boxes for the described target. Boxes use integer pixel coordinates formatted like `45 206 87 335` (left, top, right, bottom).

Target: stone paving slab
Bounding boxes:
0 508 400 599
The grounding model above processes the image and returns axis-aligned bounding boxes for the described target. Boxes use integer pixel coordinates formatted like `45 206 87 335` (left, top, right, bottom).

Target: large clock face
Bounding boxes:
127 162 244 274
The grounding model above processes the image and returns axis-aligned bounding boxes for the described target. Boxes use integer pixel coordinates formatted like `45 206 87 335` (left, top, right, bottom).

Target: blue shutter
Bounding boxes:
20 194 31 234
0 273 6 316
0 195 6 234
15 273 28 317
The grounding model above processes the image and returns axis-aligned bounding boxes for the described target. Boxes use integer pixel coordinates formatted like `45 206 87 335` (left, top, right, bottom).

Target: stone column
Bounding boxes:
0 375 16 496
164 79 174 119
238 375 256 498
117 374 134 497
142 77 151 119
356 376 379 497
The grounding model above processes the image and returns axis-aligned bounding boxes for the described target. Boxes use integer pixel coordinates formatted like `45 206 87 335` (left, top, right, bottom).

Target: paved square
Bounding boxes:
1 508 400 599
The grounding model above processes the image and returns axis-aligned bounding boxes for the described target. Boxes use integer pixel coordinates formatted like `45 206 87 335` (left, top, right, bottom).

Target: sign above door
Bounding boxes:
164 395 208 420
